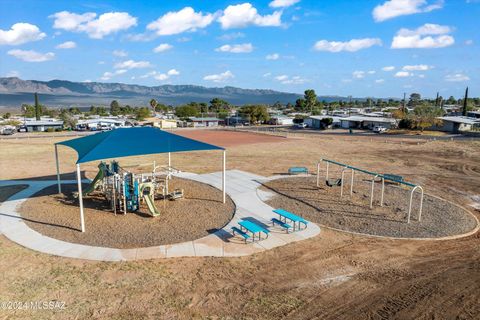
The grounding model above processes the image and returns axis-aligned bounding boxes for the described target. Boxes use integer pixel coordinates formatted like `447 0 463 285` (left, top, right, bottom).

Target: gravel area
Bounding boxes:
262 176 478 238
19 177 235 248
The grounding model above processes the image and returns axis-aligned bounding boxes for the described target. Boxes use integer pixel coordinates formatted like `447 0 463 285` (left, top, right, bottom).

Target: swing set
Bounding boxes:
316 158 424 223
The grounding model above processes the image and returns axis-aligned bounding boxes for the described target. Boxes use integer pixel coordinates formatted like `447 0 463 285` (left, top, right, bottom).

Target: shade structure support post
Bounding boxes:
407 186 424 223
370 175 378 209
76 164 85 233
55 144 61 194
222 150 226 204
168 152 171 168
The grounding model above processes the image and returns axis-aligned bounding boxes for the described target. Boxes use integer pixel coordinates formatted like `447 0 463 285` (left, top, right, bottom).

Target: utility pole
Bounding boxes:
402 92 406 114
435 92 439 107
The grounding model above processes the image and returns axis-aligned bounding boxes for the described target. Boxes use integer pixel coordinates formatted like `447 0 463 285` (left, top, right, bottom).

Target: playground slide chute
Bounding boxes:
139 182 160 217
143 194 160 217
82 163 106 196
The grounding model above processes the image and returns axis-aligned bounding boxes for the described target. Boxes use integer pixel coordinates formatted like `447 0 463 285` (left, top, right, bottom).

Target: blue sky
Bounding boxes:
0 0 478 98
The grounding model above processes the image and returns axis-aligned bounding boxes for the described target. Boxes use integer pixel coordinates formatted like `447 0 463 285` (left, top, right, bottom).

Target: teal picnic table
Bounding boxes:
273 209 308 231
238 220 269 242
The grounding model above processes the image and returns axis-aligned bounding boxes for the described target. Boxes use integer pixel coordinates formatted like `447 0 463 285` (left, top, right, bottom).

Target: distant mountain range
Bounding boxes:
0 77 350 109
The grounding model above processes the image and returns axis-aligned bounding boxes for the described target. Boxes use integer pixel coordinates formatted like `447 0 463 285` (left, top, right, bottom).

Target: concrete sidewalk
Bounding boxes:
0 170 320 261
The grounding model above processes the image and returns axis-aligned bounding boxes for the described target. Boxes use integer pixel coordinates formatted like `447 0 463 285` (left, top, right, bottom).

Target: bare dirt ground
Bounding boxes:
18 178 234 248
0 129 479 319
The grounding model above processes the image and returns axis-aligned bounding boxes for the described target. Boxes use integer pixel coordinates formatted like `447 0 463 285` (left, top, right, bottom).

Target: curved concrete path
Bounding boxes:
0 170 320 261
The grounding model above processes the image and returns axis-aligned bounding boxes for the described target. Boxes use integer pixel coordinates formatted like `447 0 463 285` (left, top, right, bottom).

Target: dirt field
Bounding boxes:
18 178 235 248
0 129 479 319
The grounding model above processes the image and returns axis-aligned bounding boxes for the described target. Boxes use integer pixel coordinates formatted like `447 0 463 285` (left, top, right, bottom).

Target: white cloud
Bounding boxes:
465 39 473 45
153 43 173 53
382 66 395 71
147 7 214 36
394 71 413 77
274 74 307 84
444 73 470 82
266 53 280 60
263 72 272 77
218 3 282 29
373 0 444 22
154 69 180 81
100 68 129 81
56 41 76 49
0 23 46 45
113 49 128 57
313 38 382 52
203 70 234 82
5 70 20 77
50 11 137 39
391 23 454 49
114 59 151 69
375 79 385 83
402 64 433 71
367 70 376 74
269 0 301 8
215 43 253 53
352 70 366 79
217 32 245 41
7 49 54 62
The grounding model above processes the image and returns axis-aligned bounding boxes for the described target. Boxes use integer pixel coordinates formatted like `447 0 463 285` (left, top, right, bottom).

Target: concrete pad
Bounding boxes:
166 241 196 258
193 235 224 257
135 246 166 260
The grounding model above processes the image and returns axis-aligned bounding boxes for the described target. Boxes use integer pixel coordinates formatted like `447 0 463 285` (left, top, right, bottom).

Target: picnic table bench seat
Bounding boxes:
271 217 292 233
231 226 251 243
383 174 404 183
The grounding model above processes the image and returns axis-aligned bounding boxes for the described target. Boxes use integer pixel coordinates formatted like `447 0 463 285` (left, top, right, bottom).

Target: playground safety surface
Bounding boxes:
19 177 235 248
263 176 478 239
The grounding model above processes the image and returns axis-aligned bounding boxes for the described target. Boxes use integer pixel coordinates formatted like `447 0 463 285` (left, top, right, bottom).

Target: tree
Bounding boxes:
295 98 305 111
2 112 11 119
239 105 270 124
110 100 121 116
409 93 421 107
175 104 199 118
34 92 41 120
149 99 157 112
304 89 317 113
409 105 444 132
59 109 77 129
320 117 333 129
210 98 230 113
68 107 81 115
135 107 151 121
446 96 456 105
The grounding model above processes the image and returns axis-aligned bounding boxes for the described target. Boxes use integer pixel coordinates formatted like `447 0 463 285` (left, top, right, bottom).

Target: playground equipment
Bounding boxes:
316 158 424 223
82 160 184 217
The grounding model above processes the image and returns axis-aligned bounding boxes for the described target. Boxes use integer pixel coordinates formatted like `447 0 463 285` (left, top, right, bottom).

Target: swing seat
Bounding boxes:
326 179 342 187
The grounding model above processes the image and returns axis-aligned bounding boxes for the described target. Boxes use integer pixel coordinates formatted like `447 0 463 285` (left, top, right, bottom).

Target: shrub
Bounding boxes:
45 127 55 132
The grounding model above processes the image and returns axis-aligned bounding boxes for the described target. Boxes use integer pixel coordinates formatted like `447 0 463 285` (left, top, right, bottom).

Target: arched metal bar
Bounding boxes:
340 167 350 197
408 185 424 223
370 174 379 209
350 169 355 196
316 162 321 187
380 177 385 207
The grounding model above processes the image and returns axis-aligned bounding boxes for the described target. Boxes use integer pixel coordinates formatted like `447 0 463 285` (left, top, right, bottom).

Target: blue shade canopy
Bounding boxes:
57 127 224 164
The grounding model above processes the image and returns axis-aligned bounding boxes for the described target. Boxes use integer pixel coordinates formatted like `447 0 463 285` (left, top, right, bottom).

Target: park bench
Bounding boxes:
288 167 308 175
231 226 251 243
271 217 292 233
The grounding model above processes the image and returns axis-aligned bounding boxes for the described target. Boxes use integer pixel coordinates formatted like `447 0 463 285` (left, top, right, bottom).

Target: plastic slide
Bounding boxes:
143 194 160 217
82 163 106 196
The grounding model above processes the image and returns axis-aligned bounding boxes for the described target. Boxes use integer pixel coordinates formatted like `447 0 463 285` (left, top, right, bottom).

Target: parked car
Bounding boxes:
295 123 307 129
373 126 387 133
17 125 27 133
